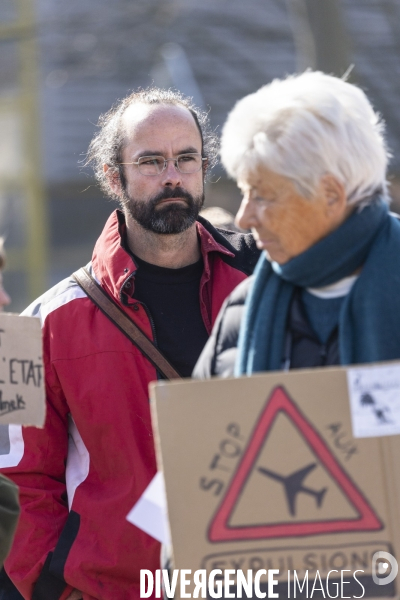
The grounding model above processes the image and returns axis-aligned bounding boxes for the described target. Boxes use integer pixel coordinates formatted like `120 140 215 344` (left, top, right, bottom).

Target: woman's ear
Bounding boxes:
320 174 347 217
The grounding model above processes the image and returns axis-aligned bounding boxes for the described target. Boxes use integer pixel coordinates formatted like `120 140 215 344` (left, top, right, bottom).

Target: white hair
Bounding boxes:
221 71 390 205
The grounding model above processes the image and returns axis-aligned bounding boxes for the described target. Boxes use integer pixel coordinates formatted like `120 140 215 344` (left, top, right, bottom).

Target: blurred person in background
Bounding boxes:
0 473 18 572
0 239 19 572
0 89 259 600
0 475 19 572
194 71 400 379
0 240 11 312
199 206 244 232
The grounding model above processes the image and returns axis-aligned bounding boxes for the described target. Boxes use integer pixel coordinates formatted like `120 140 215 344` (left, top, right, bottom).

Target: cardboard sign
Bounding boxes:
150 366 400 599
0 313 45 427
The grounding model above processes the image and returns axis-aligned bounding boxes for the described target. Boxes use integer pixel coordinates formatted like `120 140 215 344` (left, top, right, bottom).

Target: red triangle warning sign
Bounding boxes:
208 386 382 542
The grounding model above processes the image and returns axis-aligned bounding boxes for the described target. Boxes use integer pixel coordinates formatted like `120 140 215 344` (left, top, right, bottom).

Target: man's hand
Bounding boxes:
66 590 83 600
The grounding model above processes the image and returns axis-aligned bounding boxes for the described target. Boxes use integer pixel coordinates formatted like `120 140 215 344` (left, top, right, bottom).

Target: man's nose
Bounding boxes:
160 159 182 186
235 196 256 230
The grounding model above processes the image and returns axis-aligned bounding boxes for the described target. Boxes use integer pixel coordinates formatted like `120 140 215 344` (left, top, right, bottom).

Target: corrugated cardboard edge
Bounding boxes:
149 381 175 570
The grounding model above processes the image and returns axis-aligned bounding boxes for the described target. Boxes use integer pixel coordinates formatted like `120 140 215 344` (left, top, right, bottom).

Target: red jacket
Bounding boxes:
0 211 259 600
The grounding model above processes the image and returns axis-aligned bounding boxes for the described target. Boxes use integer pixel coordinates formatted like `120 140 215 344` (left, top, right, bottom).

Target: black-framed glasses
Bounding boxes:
118 153 206 176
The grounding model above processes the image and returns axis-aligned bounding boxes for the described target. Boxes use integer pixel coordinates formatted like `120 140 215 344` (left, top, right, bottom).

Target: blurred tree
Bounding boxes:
286 0 351 77
0 0 48 303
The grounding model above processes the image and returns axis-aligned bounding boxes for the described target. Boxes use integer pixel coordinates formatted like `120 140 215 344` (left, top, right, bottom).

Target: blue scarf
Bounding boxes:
235 197 400 375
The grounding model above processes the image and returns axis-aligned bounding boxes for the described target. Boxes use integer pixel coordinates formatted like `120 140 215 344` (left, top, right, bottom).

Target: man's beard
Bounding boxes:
122 187 205 234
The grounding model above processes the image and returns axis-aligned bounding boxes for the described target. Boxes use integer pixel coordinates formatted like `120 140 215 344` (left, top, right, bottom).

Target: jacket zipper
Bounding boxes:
138 301 166 381
119 273 159 347
137 301 158 347
320 345 327 366
320 325 339 366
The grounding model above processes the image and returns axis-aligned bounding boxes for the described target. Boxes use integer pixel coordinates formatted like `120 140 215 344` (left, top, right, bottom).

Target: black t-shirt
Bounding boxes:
131 253 209 377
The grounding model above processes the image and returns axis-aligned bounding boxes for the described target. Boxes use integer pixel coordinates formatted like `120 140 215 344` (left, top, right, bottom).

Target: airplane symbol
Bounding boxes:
258 463 327 517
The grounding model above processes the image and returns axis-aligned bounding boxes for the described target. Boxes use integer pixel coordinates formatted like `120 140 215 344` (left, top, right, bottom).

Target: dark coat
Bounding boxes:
0 474 19 567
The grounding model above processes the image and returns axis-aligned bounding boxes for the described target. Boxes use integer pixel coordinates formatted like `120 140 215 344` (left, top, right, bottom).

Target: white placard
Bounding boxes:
126 471 170 545
0 313 45 427
347 363 400 438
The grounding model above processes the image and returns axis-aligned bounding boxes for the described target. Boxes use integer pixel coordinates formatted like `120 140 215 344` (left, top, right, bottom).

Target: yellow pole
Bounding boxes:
17 0 48 300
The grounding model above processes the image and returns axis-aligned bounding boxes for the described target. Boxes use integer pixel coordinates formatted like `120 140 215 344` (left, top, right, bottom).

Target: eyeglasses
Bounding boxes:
118 153 207 176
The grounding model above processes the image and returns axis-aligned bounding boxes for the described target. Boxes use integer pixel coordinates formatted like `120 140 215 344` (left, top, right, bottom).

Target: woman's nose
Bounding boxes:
235 196 256 230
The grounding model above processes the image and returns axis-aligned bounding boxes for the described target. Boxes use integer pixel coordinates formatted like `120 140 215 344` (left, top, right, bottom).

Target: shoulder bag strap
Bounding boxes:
73 266 181 380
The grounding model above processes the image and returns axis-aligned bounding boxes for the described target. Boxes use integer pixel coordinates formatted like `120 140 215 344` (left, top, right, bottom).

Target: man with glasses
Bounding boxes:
0 89 259 600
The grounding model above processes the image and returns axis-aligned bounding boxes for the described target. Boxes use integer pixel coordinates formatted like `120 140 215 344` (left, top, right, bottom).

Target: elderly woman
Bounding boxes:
194 71 400 378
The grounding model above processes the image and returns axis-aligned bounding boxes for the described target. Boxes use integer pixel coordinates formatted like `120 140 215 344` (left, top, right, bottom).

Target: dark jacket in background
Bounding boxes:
0 474 19 567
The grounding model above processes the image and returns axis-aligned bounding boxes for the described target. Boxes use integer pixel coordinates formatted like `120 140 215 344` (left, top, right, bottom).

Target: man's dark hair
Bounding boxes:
85 87 218 200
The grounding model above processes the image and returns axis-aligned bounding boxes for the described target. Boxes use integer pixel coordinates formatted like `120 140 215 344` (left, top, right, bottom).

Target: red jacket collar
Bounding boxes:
91 210 234 302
